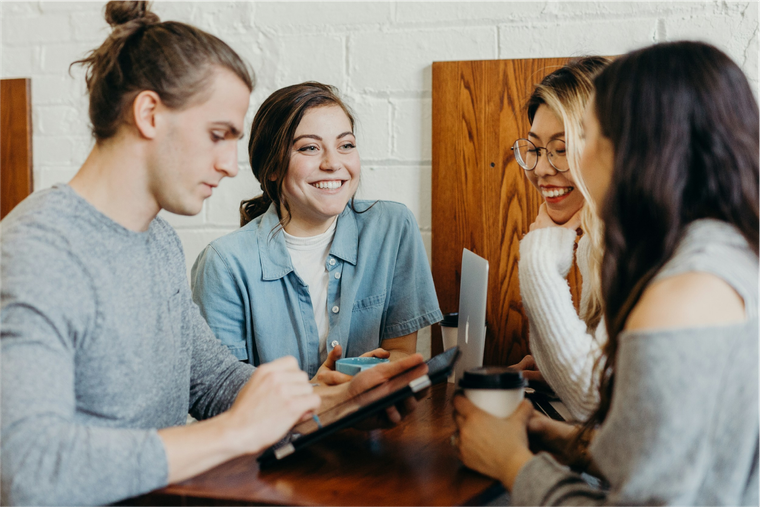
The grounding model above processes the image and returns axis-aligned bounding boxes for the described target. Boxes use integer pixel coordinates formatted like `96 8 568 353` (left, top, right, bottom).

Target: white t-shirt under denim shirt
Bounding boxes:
283 219 337 364
191 201 443 378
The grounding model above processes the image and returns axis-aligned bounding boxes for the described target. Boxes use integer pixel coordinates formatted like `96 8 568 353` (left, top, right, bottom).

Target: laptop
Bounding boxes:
449 249 568 422
453 249 489 384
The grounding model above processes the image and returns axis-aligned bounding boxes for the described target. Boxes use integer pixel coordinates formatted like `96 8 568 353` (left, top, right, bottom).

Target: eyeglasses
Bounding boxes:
511 138 569 172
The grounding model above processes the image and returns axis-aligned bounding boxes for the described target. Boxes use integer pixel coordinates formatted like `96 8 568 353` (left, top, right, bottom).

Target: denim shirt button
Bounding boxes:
331 340 339 348
331 305 340 314
334 272 341 280
329 258 336 266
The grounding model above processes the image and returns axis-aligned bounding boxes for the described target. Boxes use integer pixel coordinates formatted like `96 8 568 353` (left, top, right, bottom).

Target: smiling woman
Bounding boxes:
454 40 759 507
509 57 611 422
519 105 584 224
191 82 443 383
280 104 361 235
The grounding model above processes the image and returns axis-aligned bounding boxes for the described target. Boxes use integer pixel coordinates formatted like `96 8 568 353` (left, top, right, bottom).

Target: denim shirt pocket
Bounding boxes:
349 292 387 353
352 292 386 312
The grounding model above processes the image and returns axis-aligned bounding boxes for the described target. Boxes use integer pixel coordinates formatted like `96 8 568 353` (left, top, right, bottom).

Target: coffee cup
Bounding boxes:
439 313 459 383
440 312 459 351
335 357 389 376
459 367 526 418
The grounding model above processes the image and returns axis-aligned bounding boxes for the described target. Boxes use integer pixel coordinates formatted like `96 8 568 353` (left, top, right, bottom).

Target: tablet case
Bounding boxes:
258 346 461 468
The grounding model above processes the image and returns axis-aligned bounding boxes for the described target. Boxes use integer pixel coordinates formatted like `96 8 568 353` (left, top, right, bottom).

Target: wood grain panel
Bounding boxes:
1 78 33 220
127 383 502 506
432 59 582 366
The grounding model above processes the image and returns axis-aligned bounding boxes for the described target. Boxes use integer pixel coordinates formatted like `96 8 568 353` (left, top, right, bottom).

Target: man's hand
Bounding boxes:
159 356 320 485
225 356 321 454
312 344 391 386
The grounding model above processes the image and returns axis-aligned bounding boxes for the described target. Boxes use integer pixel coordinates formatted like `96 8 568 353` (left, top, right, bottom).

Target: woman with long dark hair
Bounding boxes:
453 40 758 505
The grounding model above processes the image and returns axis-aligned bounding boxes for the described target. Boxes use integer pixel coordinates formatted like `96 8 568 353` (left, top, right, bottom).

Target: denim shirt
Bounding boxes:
191 200 443 377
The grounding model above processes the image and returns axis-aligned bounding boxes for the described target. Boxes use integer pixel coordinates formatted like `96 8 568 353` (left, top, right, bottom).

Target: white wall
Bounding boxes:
2 1 758 358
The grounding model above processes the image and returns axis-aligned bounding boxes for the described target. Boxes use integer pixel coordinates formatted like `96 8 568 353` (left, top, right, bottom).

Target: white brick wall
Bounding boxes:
2 1 758 359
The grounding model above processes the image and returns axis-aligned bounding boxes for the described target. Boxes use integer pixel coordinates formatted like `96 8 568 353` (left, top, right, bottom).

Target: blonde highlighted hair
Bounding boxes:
526 56 610 333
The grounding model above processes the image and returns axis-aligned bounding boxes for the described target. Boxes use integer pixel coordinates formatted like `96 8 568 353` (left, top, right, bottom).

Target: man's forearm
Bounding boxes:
158 412 243 484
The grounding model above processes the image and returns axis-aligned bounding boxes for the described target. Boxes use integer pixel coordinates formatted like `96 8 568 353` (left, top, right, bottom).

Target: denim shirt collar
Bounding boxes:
257 203 358 281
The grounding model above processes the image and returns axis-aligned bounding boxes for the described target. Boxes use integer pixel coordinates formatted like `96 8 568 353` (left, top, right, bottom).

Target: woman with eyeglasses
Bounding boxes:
454 40 758 505
509 57 610 422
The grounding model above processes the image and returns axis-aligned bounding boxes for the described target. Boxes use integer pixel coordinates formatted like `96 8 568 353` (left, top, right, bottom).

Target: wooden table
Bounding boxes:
129 383 504 506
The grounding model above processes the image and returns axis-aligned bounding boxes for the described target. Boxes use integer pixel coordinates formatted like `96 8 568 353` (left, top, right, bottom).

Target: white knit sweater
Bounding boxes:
518 227 607 421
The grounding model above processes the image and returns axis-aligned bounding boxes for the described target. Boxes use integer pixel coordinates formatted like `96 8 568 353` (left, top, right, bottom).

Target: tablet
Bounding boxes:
257 346 461 468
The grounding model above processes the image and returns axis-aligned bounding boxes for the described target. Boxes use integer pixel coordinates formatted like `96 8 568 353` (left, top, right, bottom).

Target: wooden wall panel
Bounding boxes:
431 58 582 366
1 78 33 220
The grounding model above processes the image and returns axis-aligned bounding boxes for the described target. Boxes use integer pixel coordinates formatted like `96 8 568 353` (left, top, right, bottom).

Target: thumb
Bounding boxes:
324 344 343 370
360 347 391 359
513 399 535 423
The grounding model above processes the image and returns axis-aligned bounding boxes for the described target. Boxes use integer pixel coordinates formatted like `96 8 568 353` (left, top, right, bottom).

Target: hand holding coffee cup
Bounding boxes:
458 367 526 418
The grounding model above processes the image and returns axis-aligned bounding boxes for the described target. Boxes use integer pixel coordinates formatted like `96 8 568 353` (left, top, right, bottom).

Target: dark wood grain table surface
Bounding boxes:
127 382 504 506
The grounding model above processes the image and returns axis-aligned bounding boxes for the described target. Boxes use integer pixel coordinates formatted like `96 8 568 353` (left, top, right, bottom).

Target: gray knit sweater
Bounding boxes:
1 185 254 506
512 219 759 505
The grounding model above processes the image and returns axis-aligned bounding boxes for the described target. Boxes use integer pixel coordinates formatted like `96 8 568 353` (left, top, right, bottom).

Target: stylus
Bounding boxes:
312 414 323 429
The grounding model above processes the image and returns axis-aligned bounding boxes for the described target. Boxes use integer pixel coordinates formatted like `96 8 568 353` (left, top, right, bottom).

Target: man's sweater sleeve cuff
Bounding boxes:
141 430 170 494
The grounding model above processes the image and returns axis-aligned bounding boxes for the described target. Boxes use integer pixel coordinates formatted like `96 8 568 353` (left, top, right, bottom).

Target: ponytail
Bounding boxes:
72 1 253 142
240 195 273 227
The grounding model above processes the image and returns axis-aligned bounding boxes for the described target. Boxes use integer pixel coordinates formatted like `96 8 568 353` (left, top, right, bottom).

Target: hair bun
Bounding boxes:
105 1 160 28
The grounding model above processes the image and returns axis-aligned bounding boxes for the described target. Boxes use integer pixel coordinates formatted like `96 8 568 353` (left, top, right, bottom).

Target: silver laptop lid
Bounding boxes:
454 248 489 383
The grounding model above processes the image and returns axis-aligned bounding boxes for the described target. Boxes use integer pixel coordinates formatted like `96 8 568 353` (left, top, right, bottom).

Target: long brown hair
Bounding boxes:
580 41 759 445
72 1 253 142
240 81 355 228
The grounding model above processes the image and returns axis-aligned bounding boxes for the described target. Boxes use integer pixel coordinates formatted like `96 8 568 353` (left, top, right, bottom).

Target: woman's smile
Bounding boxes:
540 185 575 202
525 105 585 224
310 179 347 191
281 105 361 236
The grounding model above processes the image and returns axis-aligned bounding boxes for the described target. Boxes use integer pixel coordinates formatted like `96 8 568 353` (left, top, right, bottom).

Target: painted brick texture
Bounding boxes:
2 1 758 358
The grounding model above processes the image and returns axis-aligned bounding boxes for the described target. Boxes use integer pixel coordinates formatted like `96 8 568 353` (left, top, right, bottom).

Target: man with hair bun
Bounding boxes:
0 2 424 505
